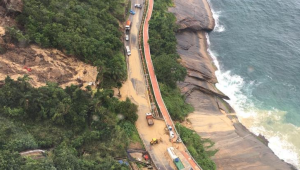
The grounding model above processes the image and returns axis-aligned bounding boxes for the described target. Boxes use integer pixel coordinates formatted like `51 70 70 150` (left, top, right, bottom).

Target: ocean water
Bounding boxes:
207 0 300 168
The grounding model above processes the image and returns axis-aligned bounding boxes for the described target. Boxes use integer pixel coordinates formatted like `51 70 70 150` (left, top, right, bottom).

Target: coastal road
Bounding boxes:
122 0 202 169
142 0 201 169
121 0 175 169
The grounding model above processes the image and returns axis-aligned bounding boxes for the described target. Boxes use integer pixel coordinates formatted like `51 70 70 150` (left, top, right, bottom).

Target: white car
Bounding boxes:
134 4 142 8
169 131 175 139
125 35 129 41
126 46 131 56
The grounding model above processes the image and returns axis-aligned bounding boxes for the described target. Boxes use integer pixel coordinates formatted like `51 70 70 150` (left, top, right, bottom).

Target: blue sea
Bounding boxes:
207 0 300 168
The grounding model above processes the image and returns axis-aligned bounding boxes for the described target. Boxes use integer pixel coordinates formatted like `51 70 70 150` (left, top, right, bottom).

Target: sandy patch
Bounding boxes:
0 26 5 36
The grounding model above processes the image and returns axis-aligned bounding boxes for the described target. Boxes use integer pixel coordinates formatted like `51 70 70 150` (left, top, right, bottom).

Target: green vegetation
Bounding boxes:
5 27 30 47
176 123 217 170
149 0 192 121
0 76 139 169
149 0 182 88
160 83 193 121
12 0 128 87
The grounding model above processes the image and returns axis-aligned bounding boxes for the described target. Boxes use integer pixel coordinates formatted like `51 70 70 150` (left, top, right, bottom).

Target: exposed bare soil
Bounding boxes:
0 44 98 88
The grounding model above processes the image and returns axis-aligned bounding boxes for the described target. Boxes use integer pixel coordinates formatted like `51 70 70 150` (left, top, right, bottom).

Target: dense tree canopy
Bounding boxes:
153 54 186 88
148 0 184 87
0 76 139 169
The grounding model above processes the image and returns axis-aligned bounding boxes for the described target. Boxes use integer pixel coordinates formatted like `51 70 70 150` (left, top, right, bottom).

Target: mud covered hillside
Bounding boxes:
0 44 98 88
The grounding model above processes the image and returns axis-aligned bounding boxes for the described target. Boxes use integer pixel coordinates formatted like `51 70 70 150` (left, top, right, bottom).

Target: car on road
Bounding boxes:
135 4 142 8
167 125 172 131
125 35 129 41
169 131 175 139
126 46 131 56
130 10 136 15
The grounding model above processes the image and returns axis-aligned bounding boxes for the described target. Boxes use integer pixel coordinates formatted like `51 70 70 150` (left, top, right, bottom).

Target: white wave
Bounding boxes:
269 136 299 167
205 28 300 169
212 11 225 32
207 0 225 32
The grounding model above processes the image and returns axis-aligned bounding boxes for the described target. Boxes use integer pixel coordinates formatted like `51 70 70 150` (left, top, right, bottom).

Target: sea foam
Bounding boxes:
207 0 225 32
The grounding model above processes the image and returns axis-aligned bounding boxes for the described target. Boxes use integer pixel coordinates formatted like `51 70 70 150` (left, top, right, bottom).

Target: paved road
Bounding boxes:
123 0 174 169
142 0 201 169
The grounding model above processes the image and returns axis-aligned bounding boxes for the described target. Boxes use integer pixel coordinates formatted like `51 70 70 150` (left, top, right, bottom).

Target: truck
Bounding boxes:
146 113 154 126
167 147 185 170
125 20 131 30
126 46 131 56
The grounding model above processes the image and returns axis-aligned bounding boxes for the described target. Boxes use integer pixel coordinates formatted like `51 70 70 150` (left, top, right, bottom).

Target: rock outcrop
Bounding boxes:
169 0 294 169
176 31 217 83
169 0 215 31
175 30 230 100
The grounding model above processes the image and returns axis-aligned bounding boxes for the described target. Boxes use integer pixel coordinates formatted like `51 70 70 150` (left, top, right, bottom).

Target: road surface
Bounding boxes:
121 0 202 169
121 0 175 169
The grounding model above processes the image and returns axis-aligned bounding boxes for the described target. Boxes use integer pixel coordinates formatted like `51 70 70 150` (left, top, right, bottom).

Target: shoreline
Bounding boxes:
202 0 298 169
201 0 297 169
170 0 296 169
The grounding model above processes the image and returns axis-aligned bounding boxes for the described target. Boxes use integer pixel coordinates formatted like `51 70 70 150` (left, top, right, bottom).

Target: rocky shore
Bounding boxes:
169 0 294 169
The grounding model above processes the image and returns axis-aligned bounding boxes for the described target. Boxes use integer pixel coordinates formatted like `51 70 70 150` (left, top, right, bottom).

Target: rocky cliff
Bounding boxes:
169 0 231 108
169 0 214 31
169 0 294 169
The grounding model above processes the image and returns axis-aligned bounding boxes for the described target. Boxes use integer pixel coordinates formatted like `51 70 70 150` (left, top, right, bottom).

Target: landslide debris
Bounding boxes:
0 45 98 88
0 5 97 88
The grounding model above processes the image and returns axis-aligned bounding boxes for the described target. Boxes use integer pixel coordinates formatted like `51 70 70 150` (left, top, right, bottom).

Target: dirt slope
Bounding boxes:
0 45 97 88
